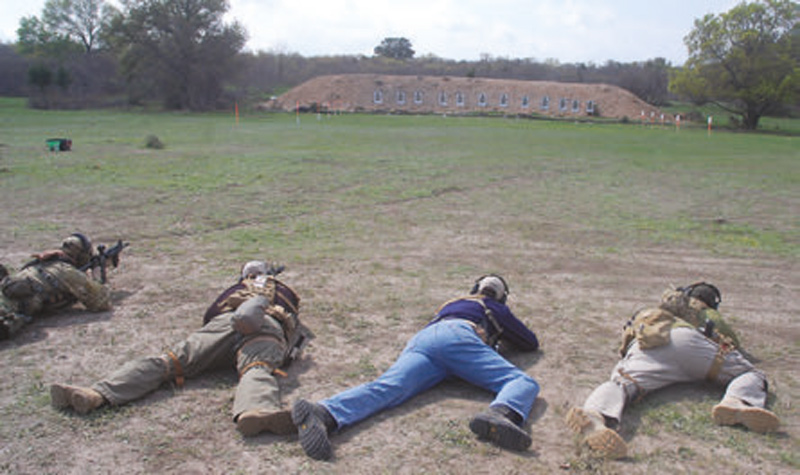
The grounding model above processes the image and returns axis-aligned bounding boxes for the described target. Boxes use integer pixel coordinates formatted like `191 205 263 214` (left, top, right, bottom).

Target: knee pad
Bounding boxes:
232 295 271 335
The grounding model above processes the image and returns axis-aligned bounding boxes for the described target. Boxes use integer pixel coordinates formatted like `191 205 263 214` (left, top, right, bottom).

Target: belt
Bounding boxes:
437 317 488 343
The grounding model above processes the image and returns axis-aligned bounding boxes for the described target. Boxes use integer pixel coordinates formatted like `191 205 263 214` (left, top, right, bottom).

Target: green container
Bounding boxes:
46 138 71 151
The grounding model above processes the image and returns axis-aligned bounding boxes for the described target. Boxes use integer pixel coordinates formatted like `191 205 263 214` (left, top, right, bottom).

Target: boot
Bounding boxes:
565 407 627 459
469 405 532 452
712 397 780 433
292 399 336 461
0 312 32 340
50 384 105 414
236 409 297 437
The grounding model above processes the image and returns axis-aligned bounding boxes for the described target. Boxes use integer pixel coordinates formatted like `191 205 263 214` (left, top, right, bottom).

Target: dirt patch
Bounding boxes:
1 226 797 474
263 74 665 121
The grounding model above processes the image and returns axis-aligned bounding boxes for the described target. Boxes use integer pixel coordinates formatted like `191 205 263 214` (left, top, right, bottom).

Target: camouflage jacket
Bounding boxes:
1 261 111 316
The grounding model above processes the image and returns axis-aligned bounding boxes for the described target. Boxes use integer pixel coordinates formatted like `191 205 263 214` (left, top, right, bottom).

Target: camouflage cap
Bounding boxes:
61 233 92 267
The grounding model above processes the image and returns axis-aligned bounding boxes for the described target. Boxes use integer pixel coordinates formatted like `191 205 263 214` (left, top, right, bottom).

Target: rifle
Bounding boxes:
80 240 129 284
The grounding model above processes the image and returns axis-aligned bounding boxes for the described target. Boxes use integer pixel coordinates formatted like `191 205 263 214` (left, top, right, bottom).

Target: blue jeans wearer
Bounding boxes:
320 319 540 429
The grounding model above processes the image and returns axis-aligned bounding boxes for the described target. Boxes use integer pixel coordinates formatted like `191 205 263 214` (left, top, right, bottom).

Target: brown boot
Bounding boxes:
50 384 105 414
566 407 628 459
236 409 297 437
712 397 780 434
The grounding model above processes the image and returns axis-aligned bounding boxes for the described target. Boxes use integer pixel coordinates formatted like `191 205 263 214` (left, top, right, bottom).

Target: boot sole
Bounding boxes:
49 384 103 414
237 409 297 437
584 427 628 459
712 404 779 433
292 399 333 460
566 407 627 459
71 390 102 414
50 384 71 409
469 413 532 451
565 407 591 434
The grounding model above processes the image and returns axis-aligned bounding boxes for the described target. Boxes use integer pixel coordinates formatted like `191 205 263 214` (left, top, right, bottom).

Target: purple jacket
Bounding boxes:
429 297 539 351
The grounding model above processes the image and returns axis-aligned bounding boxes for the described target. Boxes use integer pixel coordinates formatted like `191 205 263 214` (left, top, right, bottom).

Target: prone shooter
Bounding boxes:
0 233 128 340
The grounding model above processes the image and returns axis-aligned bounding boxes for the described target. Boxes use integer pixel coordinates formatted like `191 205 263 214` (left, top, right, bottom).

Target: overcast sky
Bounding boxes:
1 0 742 64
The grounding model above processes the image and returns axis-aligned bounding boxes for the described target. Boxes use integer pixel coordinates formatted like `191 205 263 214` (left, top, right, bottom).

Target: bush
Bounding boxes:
145 134 164 149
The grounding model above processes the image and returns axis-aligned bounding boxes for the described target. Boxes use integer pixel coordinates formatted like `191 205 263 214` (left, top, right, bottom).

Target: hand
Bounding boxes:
31 249 66 261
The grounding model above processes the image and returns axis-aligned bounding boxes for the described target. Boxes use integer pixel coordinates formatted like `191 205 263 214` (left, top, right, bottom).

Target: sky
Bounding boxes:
0 0 743 64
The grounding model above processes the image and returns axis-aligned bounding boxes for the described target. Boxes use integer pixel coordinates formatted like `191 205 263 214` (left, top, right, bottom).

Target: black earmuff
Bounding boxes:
70 232 92 252
678 282 721 310
471 274 510 304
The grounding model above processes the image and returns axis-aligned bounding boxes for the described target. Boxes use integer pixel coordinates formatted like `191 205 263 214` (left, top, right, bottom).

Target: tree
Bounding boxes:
670 0 800 129
42 0 111 53
618 58 672 106
28 63 53 93
108 0 247 110
17 0 111 56
0 43 30 96
16 15 82 58
374 37 415 60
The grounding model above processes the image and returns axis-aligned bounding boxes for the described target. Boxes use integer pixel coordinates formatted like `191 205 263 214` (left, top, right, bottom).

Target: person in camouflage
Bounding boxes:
50 260 313 438
565 282 780 459
1 233 111 340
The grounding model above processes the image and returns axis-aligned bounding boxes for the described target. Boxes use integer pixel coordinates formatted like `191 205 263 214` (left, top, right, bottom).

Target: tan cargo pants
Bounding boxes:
92 311 287 420
583 327 768 423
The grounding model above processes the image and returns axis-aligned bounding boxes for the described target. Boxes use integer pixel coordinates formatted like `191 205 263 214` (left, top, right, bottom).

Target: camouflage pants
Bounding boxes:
583 327 768 423
91 311 287 420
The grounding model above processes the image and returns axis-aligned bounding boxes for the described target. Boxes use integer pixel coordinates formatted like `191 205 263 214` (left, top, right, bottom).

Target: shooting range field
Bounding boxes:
1 97 798 473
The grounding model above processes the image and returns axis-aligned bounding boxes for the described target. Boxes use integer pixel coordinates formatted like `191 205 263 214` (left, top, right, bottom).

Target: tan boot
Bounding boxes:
236 409 297 437
566 407 628 459
712 397 780 434
50 384 105 414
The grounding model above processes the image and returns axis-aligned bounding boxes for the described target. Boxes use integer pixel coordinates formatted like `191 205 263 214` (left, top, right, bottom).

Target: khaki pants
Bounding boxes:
584 327 768 423
92 312 286 420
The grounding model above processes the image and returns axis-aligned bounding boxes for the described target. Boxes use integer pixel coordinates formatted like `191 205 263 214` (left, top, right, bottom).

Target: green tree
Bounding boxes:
28 63 53 92
670 0 799 129
108 0 247 110
374 37 415 60
55 65 72 90
42 0 112 53
16 15 82 58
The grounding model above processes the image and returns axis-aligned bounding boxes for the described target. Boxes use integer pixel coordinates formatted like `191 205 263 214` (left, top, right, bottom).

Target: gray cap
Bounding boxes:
476 275 509 302
241 261 269 279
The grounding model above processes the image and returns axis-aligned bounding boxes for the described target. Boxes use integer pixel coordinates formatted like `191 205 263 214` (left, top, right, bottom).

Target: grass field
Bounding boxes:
0 97 798 474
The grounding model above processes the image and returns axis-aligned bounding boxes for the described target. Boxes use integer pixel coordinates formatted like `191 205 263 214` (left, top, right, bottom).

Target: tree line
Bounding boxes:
0 0 797 130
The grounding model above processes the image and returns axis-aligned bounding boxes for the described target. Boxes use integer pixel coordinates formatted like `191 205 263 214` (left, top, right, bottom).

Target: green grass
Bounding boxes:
1 97 798 265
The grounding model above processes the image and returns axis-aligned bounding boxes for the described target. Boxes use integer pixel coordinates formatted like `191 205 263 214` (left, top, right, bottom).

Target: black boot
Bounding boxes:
469 405 532 451
292 399 337 460
0 312 31 340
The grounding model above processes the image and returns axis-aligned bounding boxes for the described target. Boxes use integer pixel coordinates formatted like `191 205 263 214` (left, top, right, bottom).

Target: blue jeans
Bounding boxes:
321 319 540 429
